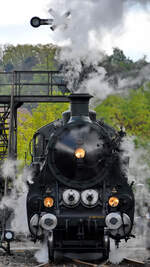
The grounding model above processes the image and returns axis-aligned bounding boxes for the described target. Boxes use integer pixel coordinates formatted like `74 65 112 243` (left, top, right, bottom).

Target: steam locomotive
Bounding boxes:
26 94 135 262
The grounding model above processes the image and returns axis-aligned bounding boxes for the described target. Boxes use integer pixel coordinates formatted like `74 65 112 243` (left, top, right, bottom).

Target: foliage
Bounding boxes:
17 102 69 163
1 44 57 72
102 47 134 75
1 44 149 188
101 47 149 91
95 85 150 140
95 86 150 189
1 45 149 96
0 44 67 96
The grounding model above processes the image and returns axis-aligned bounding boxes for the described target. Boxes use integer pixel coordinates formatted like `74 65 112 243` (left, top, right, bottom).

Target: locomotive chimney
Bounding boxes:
68 93 92 122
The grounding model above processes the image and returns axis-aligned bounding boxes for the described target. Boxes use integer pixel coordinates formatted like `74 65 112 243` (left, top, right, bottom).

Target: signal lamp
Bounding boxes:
30 17 41 27
75 148 85 159
3 230 14 241
108 196 119 207
44 197 54 208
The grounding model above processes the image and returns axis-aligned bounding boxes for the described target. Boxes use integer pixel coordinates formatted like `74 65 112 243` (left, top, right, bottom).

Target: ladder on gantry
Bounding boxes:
0 70 69 253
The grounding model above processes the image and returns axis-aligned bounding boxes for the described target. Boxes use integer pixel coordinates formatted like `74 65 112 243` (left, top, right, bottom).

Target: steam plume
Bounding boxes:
108 137 150 264
0 160 32 234
47 0 150 94
48 0 150 54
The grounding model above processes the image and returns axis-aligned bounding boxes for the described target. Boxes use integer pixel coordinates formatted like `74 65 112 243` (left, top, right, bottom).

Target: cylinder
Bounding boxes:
68 94 92 117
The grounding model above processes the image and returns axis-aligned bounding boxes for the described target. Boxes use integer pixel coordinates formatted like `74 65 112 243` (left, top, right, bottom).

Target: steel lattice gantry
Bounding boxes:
0 70 69 161
0 104 10 161
0 70 69 252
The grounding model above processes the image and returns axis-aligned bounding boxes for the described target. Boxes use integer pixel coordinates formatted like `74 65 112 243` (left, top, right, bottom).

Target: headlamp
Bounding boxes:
63 189 80 206
108 196 119 207
75 148 85 159
81 189 99 207
44 197 54 208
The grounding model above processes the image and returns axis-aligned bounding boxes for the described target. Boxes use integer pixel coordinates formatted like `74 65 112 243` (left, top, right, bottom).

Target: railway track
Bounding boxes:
123 257 146 266
4 245 148 267
33 257 146 267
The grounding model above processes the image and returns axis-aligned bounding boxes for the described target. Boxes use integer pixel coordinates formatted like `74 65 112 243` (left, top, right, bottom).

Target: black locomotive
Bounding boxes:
26 94 135 262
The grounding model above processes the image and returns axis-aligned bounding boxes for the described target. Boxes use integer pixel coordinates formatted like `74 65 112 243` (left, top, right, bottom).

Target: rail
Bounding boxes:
32 257 145 267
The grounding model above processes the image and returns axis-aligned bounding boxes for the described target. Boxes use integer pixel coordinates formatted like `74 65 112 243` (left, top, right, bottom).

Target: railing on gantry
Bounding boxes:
0 70 70 208
0 70 69 98
0 70 69 163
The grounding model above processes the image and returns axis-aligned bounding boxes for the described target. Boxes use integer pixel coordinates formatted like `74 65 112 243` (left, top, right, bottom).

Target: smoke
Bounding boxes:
123 137 150 243
78 66 113 99
0 160 33 234
34 242 48 264
121 136 150 227
109 239 127 264
48 0 150 53
121 137 150 190
117 64 150 91
108 136 150 264
1 1 148 261
46 0 150 95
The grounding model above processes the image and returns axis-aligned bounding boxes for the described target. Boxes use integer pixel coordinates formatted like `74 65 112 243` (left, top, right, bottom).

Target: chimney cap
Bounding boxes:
68 93 93 101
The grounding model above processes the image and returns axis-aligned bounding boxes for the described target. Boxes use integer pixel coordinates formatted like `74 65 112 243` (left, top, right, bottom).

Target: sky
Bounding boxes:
1 0 150 61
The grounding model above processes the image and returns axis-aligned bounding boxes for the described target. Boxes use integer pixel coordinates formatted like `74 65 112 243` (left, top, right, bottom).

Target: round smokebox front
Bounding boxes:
48 122 108 188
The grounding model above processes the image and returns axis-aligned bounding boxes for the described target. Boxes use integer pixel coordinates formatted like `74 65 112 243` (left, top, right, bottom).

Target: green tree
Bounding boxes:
95 85 150 140
17 102 69 162
2 44 57 71
95 94 125 129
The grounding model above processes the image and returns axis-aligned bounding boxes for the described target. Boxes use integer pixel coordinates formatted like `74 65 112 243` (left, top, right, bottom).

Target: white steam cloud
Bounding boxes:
48 0 150 54
109 240 127 264
34 242 48 264
47 0 150 95
118 64 150 91
108 137 150 264
0 160 32 234
1 1 149 262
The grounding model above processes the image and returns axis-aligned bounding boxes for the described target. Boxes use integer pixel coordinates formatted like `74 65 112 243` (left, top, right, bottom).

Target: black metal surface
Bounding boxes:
0 105 10 161
30 17 54 28
48 121 108 188
26 94 135 262
68 94 92 117
0 96 69 103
